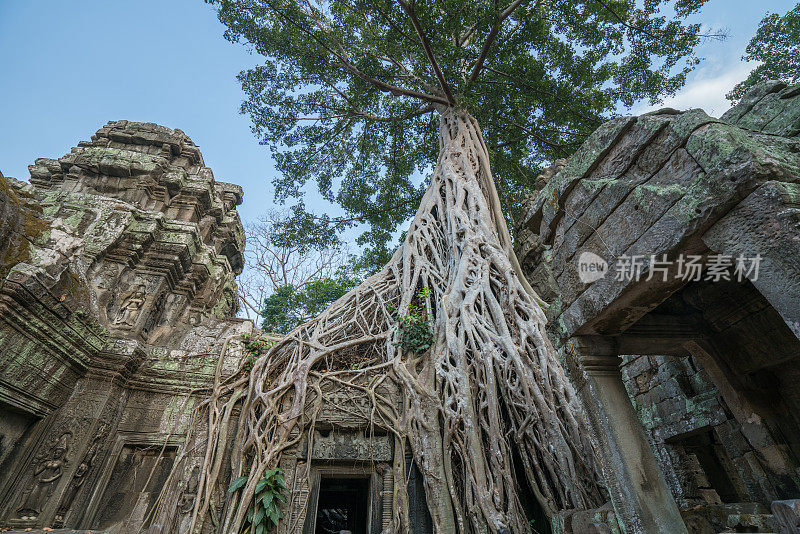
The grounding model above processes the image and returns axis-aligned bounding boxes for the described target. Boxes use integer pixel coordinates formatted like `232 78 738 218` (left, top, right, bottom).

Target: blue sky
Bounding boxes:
0 0 795 232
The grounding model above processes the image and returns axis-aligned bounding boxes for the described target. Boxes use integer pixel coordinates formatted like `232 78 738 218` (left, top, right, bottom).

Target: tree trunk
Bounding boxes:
165 108 605 534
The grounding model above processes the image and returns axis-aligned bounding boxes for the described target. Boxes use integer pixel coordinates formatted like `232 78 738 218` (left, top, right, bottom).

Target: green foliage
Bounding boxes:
260 274 359 334
228 469 288 533
241 333 276 372
260 285 299 335
728 3 800 102
350 245 395 277
211 0 717 265
394 288 434 353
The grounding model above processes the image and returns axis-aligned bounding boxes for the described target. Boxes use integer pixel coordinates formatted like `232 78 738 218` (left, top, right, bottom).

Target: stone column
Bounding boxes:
568 336 688 534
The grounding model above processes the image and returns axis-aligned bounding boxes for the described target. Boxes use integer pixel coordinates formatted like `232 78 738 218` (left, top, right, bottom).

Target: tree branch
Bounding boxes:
509 121 580 150
594 0 656 39
378 55 441 95
364 0 419 47
595 0 725 42
306 195 424 226
468 0 538 83
483 65 598 123
458 23 479 47
396 0 455 105
263 0 451 106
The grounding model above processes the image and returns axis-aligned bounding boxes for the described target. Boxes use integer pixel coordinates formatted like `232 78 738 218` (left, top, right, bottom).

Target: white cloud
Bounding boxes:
633 62 757 118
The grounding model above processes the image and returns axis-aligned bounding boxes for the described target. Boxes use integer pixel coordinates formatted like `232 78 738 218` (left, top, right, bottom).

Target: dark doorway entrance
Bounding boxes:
315 477 369 534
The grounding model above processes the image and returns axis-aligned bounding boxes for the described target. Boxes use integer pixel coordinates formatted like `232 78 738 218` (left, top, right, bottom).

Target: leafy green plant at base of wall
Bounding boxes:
228 468 287 534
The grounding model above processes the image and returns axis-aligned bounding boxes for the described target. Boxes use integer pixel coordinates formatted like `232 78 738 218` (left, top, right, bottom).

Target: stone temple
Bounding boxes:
0 121 251 532
1 81 799 533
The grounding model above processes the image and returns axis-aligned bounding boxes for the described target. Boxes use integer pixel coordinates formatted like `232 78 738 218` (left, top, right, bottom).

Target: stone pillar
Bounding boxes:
568 336 688 534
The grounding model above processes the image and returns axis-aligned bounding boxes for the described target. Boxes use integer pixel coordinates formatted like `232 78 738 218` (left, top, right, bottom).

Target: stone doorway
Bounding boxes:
0 401 38 480
666 427 742 504
301 465 383 534
314 477 370 534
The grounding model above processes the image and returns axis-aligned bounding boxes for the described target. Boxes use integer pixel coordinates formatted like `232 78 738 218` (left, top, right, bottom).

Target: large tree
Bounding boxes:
728 2 800 103
215 0 717 263
167 2 718 533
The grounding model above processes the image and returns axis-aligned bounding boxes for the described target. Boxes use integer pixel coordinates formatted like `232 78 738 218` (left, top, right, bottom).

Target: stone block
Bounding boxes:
773 499 800 533
703 181 800 340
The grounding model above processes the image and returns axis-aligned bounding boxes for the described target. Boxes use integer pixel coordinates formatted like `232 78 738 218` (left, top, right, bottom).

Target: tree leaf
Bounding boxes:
228 475 248 493
253 505 266 526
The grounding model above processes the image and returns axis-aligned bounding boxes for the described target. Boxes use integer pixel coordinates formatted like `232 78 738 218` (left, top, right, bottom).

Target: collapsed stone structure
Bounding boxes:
516 81 800 533
0 81 799 534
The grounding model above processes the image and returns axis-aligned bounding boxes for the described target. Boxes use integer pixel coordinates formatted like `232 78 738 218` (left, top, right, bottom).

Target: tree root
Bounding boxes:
168 108 605 534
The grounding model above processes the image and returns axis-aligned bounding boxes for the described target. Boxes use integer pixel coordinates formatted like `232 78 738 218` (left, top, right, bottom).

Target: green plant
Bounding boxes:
394 288 434 354
242 353 258 373
728 3 800 102
228 468 287 534
241 334 276 373
260 275 359 335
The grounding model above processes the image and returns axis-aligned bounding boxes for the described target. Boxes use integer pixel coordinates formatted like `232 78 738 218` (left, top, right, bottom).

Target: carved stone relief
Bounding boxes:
113 284 147 327
0 120 247 530
300 430 393 463
16 431 72 520
54 422 109 526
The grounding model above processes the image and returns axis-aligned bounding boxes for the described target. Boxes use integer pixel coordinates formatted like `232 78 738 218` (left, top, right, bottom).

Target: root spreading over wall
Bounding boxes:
172 109 604 534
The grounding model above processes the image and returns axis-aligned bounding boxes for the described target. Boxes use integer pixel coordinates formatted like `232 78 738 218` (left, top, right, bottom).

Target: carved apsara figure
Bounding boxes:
113 284 146 326
17 432 71 520
55 438 100 523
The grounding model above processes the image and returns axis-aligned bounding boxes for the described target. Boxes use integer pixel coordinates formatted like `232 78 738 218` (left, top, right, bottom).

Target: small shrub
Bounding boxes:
242 353 259 373
228 468 287 534
394 288 434 354
241 333 275 373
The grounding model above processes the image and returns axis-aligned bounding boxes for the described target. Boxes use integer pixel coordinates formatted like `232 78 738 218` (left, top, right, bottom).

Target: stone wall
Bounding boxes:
621 344 800 509
517 81 800 533
0 121 252 531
